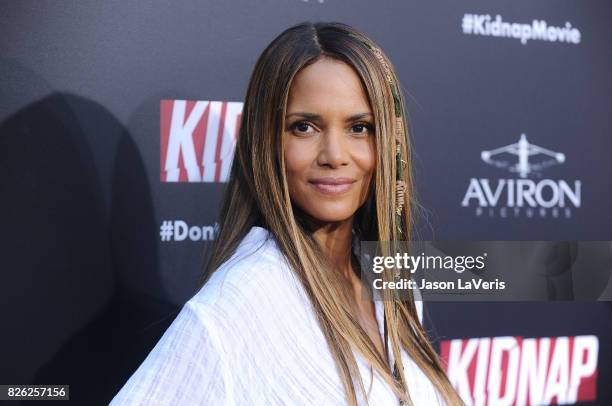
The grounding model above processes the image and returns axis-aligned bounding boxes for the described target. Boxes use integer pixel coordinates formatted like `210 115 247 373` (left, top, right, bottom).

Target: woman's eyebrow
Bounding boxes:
285 112 373 121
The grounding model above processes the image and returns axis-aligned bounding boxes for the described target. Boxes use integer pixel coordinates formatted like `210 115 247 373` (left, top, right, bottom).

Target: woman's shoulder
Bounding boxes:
109 228 314 405
188 226 305 320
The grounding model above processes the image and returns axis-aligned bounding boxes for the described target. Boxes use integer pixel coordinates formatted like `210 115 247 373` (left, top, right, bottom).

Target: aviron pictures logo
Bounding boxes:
441 335 599 405
461 134 582 219
160 100 243 182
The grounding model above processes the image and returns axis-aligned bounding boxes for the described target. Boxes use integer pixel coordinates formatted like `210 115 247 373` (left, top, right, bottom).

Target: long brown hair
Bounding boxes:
199 21 463 406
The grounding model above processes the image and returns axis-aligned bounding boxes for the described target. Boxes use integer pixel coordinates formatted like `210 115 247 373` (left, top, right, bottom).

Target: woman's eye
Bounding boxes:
352 123 374 135
289 121 374 135
290 121 315 134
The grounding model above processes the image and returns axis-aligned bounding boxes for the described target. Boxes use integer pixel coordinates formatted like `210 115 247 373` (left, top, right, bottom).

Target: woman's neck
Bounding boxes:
310 219 355 282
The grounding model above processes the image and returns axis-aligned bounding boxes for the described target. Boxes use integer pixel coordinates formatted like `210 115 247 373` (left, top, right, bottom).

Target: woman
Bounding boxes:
111 21 463 405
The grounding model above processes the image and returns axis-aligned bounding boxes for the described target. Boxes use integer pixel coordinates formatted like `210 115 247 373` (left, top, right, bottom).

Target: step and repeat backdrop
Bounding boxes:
1 1 611 405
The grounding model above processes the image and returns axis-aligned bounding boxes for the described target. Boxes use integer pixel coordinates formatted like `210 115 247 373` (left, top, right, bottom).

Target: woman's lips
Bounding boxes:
308 178 357 195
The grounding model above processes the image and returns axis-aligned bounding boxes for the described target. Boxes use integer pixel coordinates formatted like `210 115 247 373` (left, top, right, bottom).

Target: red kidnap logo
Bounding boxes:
440 335 598 405
160 99 243 182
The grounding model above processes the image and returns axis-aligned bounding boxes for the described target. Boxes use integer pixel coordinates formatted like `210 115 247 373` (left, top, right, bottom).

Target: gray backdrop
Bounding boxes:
1 1 611 404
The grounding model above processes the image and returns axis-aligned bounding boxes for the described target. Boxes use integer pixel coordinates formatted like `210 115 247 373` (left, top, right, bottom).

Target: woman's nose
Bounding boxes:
316 129 349 168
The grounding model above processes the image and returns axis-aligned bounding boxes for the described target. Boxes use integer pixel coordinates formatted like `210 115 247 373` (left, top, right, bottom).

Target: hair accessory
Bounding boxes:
350 36 407 239
349 33 408 405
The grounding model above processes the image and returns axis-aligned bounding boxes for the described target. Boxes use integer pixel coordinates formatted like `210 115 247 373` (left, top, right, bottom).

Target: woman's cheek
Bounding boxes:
352 141 376 174
284 142 309 203
284 138 320 176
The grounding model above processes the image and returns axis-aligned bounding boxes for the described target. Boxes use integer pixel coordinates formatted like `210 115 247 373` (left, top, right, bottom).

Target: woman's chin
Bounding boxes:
303 208 357 224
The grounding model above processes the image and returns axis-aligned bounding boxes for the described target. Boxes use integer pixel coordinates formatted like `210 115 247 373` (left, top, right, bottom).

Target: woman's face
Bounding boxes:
283 57 376 224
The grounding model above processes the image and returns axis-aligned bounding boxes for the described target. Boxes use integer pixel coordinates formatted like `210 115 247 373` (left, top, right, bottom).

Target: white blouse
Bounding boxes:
109 226 445 405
